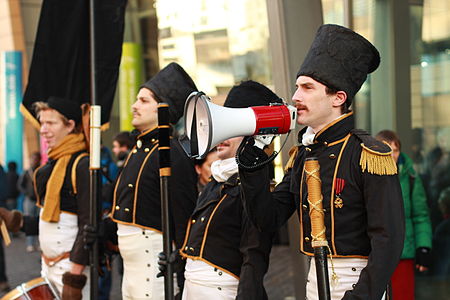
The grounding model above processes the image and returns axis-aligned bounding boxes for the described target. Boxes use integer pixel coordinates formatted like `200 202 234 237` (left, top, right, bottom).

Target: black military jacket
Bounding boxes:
180 173 272 300
34 151 90 265
111 127 197 248
240 112 405 300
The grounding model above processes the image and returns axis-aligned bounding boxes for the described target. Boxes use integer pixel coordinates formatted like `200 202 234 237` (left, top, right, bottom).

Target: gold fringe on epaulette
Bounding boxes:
284 146 299 172
359 144 397 175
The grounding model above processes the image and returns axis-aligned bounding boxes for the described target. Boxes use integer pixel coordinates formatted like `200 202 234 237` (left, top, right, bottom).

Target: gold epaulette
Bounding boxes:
359 143 397 175
284 146 299 172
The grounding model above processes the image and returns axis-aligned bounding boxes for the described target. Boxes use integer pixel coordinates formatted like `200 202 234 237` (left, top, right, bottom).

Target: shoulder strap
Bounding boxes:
351 129 397 175
71 153 88 195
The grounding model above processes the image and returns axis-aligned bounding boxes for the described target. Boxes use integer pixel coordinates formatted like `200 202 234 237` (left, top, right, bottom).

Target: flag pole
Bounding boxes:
89 0 101 299
158 103 175 300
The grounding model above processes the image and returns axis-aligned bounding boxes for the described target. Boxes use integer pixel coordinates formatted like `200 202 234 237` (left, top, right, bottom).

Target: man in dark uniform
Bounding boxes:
110 63 198 299
33 97 90 299
178 81 275 300
238 24 405 300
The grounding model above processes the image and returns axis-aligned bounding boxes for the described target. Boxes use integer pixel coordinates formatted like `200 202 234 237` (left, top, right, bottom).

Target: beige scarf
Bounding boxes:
41 133 87 222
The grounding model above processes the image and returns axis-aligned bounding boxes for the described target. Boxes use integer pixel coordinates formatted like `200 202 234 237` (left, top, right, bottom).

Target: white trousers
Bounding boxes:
306 257 386 300
41 258 90 299
182 259 238 300
119 230 165 300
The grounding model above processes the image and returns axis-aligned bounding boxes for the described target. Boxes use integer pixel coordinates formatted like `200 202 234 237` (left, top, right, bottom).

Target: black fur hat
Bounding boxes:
224 80 281 108
47 96 81 125
141 62 197 124
297 24 380 105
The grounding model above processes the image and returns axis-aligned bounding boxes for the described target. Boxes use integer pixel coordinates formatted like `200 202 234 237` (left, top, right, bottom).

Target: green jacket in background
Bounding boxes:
398 152 432 259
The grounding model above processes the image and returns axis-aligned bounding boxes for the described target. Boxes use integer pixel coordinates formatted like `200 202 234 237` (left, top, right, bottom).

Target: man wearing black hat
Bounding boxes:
33 96 90 299
110 63 198 299
238 25 405 300
170 81 275 300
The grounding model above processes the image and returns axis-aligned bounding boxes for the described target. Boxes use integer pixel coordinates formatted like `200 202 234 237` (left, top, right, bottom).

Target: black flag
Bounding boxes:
22 0 127 126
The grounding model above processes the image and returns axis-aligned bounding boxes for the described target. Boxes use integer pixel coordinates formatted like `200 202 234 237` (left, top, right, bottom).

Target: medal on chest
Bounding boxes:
334 178 345 208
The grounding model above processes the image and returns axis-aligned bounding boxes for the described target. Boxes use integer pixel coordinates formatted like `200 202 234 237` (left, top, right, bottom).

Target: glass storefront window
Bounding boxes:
154 0 273 104
411 1 450 297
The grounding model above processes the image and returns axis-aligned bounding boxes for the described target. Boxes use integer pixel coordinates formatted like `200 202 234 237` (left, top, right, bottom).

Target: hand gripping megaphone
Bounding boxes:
179 91 297 159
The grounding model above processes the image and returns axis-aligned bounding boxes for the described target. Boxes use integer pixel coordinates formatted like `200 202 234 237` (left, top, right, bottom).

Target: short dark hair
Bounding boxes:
114 131 134 150
325 86 351 113
375 130 401 151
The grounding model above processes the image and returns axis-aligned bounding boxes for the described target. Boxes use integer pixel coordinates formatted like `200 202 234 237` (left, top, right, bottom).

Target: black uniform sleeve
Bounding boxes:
239 165 296 232
236 207 273 300
70 155 90 265
169 141 198 249
343 170 405 299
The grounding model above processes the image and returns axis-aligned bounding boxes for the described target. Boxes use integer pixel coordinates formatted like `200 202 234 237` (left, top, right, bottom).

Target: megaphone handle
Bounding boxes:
254 135 274 149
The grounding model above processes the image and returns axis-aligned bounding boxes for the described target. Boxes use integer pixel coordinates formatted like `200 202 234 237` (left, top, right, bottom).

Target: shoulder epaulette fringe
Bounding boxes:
284 146 299 172
359 144 397 175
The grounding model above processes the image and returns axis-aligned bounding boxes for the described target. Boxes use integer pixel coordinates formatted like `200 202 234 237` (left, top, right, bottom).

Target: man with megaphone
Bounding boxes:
238 24 405 300
160 80 276 300
110 63 198 299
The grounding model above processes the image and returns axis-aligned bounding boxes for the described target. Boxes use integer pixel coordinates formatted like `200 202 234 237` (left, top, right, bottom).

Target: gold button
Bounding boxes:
137 140 142 148
305 147 311 152
324 141 328 145
124 208 130 212
329 154 336 159
115 205 120 210
144 148 150 152
191 219 196 224
151 138 156 143
132 149 137 153
185 246 188 251
128 184 133 188
201 217 205 222
189 247 194 252
302 204 307 211
305 237 310 242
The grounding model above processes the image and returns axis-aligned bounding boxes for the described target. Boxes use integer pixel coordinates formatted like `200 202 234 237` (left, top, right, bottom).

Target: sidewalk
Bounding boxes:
0 233 296 300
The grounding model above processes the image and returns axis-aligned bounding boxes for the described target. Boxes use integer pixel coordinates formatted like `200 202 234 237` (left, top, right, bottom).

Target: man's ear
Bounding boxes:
67 119 76 133
332 91 347 107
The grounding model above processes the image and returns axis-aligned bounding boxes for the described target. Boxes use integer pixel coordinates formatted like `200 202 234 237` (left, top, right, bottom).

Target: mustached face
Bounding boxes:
216 137 244 160
292 76 346 132
131 88 159 132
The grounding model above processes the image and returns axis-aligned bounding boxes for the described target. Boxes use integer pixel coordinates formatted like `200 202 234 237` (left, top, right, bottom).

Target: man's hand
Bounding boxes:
415 247 431 272
237 137 269 170
157 250 184 278
83 224 103 250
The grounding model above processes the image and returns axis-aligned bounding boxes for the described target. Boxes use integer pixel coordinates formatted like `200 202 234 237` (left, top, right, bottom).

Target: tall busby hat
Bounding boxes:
46 96 82 125
141 62 197 124
224 80 281 108
297 24 380 105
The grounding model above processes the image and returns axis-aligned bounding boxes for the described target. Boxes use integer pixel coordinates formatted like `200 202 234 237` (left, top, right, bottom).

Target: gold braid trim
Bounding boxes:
284 146 299 172
359 143 397 175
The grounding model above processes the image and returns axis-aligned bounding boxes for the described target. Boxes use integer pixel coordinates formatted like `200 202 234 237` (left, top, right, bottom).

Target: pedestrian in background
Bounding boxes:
6 162 19 211
193 148 218 194
376 130 432 300
18 152 41 252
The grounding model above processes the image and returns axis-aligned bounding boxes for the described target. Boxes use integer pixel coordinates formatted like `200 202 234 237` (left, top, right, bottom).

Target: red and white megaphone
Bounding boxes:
179 91 296 159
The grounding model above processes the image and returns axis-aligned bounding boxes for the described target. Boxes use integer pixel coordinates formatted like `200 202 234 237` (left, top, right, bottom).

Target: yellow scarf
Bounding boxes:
41 133 87 222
